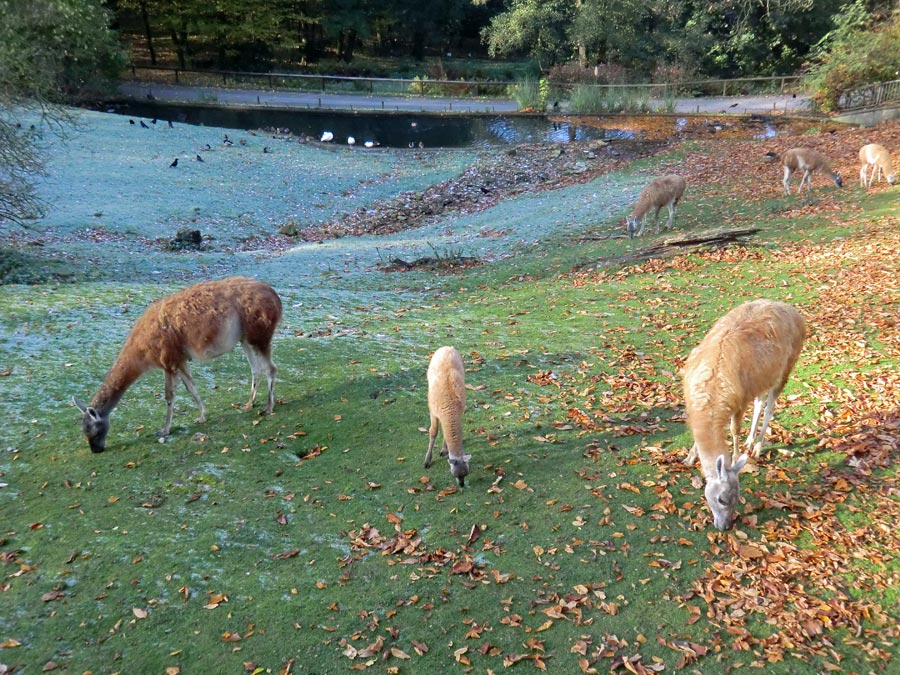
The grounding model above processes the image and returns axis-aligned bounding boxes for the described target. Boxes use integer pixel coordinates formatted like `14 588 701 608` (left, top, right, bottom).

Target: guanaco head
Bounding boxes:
73 397 110 453
703 454 748 530
449 454 471 487
625 215 639 238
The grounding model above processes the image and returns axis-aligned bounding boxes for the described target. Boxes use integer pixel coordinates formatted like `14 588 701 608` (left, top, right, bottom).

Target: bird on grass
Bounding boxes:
263 146 271 154
347 136 356 146
140 120 149 129
320 131 334 142
167 120 174 128
151 118 157 124
196 154 204 163
129 119 135 125
169 158 178 168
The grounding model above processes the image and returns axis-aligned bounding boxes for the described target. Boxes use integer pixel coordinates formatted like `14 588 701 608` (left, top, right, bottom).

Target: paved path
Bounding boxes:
119 82 813 116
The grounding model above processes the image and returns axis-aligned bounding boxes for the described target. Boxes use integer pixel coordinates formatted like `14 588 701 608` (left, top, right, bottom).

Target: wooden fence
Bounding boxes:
128 65 803 101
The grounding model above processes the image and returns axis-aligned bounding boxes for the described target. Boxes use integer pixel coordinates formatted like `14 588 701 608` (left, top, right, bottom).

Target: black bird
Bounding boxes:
169 158 178 168
140 120 149 128
151 118 157 124
129 119 135 125
223 139 233 147
263 146 270 154
201 144 211 151
167 120 174 128
223 134 230 143
196 154 204 163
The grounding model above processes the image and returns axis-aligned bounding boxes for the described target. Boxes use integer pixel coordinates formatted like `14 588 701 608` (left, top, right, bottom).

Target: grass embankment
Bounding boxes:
1 111 898 674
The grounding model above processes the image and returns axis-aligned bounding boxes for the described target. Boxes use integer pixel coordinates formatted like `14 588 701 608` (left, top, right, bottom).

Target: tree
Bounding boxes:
803 1 900 111
0 0 122 226
480 0 574 69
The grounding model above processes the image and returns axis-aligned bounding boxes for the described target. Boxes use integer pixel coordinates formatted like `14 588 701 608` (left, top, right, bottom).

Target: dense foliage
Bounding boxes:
114 0 877 81
0 0 122 226
803 1 900 111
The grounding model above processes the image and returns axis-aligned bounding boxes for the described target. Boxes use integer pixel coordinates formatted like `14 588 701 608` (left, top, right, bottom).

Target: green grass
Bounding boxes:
1 111 899 674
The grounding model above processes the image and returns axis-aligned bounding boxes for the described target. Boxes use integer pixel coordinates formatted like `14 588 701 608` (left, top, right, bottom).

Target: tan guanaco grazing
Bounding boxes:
74 277 282 452
767 148 842 195
682 299 805 530
858 143 897 186
423 346 470 486
626 174 686 238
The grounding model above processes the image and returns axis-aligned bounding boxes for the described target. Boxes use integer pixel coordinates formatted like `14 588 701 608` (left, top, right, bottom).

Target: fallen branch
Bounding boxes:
579 226 761 270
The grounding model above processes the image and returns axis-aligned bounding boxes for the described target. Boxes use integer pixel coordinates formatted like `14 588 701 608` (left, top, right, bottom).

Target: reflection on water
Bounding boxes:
102 100 809 149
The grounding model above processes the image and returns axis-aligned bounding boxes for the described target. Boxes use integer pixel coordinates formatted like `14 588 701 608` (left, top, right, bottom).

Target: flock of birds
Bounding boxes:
319 130 384 148
126 115 437 168
127 115 408 167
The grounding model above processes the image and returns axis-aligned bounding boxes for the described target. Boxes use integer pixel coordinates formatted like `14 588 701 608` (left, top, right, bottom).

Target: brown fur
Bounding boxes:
74 276 281 452
858 143 896 186
423 346 470 486
779 148 842 195
626 175 686 238
682 299 805 529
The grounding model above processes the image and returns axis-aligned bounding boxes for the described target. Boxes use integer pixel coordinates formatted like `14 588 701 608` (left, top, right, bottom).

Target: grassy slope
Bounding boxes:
1 111 899 675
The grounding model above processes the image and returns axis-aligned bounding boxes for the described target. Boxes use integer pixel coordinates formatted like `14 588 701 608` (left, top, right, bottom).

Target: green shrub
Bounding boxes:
803 5 900 111
568 85 655 114
509 78 542 110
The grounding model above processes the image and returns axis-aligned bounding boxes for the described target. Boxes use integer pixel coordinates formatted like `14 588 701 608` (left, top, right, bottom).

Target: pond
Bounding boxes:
101 100 816 149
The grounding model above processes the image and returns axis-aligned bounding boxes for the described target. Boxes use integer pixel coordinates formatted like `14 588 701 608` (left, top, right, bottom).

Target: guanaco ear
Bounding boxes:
73 397 100 420
463 454 472 462
715 454 727 480
732 454 749 473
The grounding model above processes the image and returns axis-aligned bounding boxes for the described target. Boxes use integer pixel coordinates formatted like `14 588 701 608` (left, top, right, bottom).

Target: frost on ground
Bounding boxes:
0 107 648 428
13 107 647 296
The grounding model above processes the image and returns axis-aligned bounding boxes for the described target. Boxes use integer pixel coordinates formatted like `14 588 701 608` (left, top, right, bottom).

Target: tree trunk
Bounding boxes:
412 30 425 61
138 0 156 65
339 29 357 62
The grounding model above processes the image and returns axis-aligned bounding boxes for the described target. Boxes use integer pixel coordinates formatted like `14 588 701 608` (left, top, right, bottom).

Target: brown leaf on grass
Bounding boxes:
272 548 300 560
465 524 481 546
222 631 242 642
357 635 384 658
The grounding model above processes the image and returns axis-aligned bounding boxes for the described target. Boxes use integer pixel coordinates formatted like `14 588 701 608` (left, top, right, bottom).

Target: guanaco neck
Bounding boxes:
688 410 729 478
90 353 148 415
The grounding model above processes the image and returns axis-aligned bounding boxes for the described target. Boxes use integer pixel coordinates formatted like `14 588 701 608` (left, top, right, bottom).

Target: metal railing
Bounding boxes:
128 65 514 98
837 78 900 111
128 64 804 101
